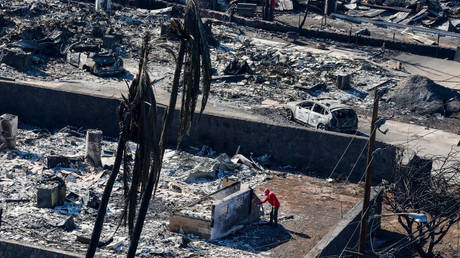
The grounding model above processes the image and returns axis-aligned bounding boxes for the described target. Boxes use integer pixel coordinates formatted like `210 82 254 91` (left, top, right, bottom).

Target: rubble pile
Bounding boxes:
2 0 457 131
386 75 460 118
343 0 460 32
0 126 275 257
175 198 215 220
205 27 394 116
0 0 173 81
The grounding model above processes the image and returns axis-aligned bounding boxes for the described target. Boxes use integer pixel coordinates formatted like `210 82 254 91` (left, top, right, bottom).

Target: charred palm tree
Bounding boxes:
85 0 211 257
127 0 211 256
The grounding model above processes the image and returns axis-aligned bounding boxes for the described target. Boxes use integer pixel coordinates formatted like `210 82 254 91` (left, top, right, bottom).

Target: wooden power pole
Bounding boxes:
358 90 380 257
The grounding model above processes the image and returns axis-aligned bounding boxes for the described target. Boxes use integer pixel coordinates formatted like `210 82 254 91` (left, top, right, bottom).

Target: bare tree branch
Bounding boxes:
383 149 460 257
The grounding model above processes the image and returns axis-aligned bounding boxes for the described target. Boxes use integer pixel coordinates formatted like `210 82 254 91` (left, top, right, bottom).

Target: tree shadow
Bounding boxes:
371 229 415 257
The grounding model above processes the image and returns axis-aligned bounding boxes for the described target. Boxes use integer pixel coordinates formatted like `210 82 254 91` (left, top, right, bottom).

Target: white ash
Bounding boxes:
0 126 273 257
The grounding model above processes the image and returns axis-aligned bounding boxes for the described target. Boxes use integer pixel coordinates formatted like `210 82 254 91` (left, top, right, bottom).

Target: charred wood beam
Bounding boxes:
359 2 412 13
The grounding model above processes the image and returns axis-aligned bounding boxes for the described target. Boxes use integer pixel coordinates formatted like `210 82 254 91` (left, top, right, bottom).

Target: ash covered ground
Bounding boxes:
1 0 460 133
0 125 309 257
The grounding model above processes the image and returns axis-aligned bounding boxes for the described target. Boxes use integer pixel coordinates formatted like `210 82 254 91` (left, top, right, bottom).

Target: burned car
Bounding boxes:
286 99 358 133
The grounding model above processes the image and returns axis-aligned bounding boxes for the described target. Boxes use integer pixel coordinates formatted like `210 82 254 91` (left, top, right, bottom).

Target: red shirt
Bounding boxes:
261 192 280 207
264 0 276 8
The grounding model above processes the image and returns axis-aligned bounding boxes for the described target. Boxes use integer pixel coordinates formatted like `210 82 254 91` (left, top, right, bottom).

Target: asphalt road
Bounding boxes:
358 115 460 168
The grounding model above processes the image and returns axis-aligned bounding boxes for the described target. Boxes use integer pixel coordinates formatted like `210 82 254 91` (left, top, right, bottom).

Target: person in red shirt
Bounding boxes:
259 188 280 225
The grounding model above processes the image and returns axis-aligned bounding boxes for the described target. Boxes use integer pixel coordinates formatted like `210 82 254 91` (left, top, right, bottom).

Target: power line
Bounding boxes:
395 128 440 148
338 195 381 258
345 128 379 183
327 129 359 179
338 207 368 258
375 205 460 256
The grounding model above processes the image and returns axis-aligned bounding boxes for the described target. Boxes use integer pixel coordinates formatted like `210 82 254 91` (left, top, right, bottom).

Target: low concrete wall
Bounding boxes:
0 80 120 137
168 214 212 238
169 184 260 239
0 238 81 258
211 181 241 200
0 80 396 182
306 186 383 258
211 187 262 239
180 112 396 183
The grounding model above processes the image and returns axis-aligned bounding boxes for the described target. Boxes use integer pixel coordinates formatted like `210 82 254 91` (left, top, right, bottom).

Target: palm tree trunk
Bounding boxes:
86 118 128 258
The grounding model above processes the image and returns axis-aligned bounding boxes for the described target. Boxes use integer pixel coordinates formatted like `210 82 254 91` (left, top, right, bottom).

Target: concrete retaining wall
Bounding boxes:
0 80 120 137
0 238 81 258
0 80 396 182
306 186 383 257
181 112 396 183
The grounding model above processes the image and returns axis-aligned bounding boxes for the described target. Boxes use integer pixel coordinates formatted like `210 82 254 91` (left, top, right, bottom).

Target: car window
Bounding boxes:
312 104 325 114
299 102 314 110
333 109 356 119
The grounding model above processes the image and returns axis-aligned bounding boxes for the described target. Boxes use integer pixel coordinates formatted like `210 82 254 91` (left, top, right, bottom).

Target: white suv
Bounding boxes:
286 99 358 133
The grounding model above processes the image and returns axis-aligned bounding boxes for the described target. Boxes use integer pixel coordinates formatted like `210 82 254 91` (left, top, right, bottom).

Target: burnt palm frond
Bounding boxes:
87 1 212 256
86 33 157 256
177 0 212 147
127 1 212 256
126 35 158 235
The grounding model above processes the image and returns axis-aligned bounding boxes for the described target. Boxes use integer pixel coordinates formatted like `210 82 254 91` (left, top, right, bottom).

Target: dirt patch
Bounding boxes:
252 174 363 257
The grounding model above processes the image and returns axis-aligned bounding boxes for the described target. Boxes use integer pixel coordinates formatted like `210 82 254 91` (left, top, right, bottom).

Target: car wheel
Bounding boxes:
317 123 326 130
287 110 294 121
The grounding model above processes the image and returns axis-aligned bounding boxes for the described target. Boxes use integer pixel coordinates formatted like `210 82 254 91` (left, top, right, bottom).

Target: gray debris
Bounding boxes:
387 75 460 118
82 190 101 210
1 127 272 257
0 48 32 71
59 216 78 232
355 28 370 36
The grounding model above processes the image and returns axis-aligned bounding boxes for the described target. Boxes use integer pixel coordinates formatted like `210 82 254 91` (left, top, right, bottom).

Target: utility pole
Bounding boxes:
358 90 379 257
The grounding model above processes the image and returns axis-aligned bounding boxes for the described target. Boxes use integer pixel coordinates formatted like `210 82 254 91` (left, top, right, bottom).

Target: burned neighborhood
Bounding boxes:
0 0 460 257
